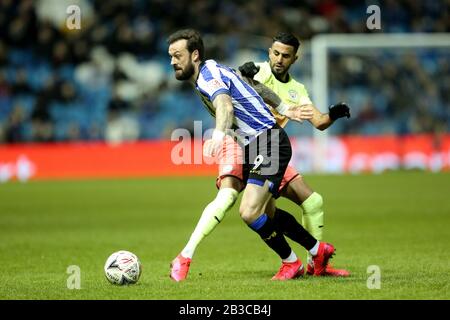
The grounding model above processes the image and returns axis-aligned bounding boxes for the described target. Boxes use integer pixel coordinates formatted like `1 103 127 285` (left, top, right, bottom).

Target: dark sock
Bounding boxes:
248 213 292 260
273 208 317 251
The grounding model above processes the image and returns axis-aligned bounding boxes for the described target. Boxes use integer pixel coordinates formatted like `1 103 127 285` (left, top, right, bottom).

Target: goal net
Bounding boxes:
304 33 450 173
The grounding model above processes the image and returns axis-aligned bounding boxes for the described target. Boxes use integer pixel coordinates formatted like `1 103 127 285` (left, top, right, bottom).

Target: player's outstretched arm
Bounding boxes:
308 102 351 130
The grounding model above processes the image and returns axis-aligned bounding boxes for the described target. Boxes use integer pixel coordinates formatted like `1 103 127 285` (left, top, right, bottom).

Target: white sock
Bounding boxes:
309 241 320 256
307 254 313 266
282 250 298 263
181 188 238 259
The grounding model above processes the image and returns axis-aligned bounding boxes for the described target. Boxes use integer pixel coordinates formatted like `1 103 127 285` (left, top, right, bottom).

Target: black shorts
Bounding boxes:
242 124 292 198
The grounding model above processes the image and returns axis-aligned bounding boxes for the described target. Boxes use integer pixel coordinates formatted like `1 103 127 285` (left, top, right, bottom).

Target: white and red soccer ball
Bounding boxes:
104 250 142 285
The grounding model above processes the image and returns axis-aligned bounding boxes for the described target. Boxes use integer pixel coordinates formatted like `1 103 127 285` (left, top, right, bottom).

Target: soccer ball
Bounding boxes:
104 250 142 285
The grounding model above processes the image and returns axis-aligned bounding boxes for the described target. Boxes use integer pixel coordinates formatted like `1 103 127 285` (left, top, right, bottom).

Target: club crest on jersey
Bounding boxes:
207 79 225 91
288 90 298 101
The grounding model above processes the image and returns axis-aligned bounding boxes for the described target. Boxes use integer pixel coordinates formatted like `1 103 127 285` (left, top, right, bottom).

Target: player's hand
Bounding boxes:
329 102 350 121
238 62 260 78
203 139 222 158
284 105 314 122
203 130 225 158
203 139 214 158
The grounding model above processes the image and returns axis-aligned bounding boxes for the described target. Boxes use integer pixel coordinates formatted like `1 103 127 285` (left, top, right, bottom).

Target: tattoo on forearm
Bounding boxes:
244 77 281 108
214 96 233 132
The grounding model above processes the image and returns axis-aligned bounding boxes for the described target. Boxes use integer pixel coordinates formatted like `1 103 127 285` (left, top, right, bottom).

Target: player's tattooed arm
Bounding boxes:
243 76 282 108
242 76 313 122
212 93 234 133
203 93 234 157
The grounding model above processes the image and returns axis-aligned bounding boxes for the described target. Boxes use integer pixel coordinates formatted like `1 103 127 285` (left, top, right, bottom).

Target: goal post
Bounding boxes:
310 33 450 172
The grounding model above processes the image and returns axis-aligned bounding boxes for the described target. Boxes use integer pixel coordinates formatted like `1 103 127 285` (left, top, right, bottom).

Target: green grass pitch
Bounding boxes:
0 172 449 299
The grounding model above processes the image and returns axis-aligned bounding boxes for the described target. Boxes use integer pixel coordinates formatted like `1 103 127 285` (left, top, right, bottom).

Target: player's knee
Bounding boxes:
313 192 323 209
239 203 263 224
303 192 324 212
219 176 242 192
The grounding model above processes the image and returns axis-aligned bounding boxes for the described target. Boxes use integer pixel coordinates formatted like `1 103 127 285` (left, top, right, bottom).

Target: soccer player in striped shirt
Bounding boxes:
168 29 336 281
239 32 350 276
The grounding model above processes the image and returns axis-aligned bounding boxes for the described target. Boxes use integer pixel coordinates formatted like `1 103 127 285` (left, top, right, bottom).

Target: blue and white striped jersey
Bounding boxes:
195 59 276 145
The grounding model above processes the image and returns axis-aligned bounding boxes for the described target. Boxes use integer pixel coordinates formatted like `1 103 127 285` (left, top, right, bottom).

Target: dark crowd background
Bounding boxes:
0 0 448 144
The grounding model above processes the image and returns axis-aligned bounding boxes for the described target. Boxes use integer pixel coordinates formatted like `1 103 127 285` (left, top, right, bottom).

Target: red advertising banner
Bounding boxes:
0 134 449 181
291 134 450 174
0 140 216 181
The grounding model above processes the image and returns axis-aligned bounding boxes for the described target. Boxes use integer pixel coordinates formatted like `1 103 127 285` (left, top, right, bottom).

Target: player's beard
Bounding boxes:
270 64 288 81
174 61 195 81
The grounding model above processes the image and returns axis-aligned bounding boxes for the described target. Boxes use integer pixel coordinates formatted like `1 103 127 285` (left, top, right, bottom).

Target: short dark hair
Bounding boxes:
272 32 300 53
167 29 205 61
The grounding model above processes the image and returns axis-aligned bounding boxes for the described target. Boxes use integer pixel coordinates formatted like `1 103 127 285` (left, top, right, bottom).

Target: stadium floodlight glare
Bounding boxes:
311 33 450 172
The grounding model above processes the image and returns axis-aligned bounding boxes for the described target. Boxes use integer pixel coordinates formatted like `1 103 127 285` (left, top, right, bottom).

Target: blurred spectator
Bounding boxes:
105 114 140 144
0 71 11 97
66 121 81 141
0 41 8 66
51 41 71 67
12 68 32 95
56 81 76 103
75 46 113 90
108 88 130 114
5 104 26 143
30 79 54 142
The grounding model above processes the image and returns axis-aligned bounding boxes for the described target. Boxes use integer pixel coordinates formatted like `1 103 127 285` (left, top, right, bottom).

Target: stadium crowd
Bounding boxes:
0 0 448 143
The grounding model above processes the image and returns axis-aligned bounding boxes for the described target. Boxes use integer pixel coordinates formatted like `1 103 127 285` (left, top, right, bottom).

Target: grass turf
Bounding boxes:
0 172 449 300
